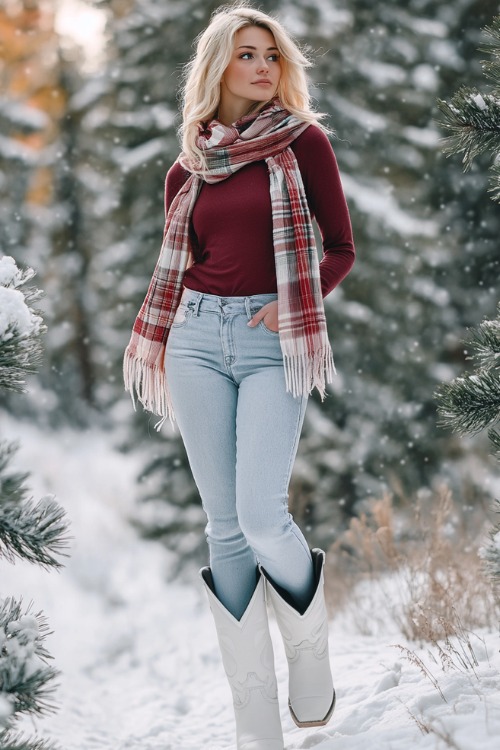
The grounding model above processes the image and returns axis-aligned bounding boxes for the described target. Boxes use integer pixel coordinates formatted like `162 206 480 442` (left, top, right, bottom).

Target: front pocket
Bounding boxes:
258 319 280 336
171 303 192 328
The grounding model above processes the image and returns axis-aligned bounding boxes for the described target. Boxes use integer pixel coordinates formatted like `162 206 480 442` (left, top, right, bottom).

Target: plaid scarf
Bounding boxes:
124 100 335 427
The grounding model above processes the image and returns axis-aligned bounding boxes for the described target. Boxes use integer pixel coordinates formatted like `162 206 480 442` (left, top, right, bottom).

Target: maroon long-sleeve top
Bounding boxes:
165 124 355 298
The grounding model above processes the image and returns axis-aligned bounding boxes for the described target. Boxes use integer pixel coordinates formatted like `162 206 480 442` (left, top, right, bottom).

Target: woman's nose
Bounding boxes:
257 57 269 73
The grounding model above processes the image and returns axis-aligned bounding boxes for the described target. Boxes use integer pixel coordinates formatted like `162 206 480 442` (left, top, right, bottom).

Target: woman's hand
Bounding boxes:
247 300 279 332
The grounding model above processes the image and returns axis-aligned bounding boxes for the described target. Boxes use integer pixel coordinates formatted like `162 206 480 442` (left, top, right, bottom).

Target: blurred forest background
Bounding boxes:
1 0 498 563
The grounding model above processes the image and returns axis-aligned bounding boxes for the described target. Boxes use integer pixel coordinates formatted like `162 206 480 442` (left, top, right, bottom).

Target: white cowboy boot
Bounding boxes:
261 549 335 728
200 567 284 750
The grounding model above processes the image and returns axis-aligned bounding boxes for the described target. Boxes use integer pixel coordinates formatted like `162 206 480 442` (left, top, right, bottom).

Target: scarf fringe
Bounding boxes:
283 346 336 400
123 348 174 430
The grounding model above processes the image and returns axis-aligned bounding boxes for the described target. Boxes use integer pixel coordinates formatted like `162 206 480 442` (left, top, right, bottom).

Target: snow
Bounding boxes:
2 416 500 750
472 94 488 111
329 93 388 133
393 14 448 39
115 137 169 172
279 4 352 36
0 256 22 287
0 288 41 340
358 60 406 88
411 64 439 93
428 39 464 71
69 78 111 113
403 125 440 149
0 133 37 163
340 175 438 238
487 531 500 552
0 693 13 728
0 257 42 340
410 277 450 307
0 99 49 131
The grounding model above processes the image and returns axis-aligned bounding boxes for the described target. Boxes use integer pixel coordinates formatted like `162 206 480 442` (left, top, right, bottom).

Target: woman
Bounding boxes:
124 4 355 748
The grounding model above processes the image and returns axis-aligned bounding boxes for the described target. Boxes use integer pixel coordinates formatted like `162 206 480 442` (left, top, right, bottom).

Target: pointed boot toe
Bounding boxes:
289 689 336 728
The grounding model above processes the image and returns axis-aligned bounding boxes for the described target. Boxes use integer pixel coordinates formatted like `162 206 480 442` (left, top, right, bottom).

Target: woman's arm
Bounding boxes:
291 126 355 298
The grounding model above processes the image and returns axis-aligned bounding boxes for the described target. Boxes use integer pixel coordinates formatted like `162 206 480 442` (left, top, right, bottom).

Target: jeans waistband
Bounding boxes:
180 286 278 316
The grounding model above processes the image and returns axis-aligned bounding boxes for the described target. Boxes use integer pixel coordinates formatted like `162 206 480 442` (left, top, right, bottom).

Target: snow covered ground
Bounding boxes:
2 417 500 750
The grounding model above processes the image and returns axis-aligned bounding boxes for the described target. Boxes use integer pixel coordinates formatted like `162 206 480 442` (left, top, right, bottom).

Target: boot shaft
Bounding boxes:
200 567 284 750
260 549 336 728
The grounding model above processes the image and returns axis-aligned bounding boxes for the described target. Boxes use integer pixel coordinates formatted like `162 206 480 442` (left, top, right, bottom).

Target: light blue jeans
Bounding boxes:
164 287 315 620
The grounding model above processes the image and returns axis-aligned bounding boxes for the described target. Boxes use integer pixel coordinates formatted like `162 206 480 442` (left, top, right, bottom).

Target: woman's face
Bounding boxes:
220 26 282 113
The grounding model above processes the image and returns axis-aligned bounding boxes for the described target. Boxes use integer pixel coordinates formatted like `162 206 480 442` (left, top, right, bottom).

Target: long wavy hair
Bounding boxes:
178 2 328 170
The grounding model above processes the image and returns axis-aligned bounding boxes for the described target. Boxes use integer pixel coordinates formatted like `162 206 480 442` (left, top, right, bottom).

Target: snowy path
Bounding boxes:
2 419 500 750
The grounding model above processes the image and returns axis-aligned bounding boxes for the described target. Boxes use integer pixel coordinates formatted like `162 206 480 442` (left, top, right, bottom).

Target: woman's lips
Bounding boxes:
253 81 272 85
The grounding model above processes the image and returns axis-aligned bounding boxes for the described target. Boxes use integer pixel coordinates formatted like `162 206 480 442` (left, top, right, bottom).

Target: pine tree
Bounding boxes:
437 305 500 599
263 0 500 543
0 256 68 750
435 15 500 598
438 16 500 202
96 0 500 558
0 0 51 257
7 0 495 563
0 260 43 394
436 308 500 450
0 0 85 425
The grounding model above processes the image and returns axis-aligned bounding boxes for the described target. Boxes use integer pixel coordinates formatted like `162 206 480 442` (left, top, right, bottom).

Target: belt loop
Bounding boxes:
244 296 252 320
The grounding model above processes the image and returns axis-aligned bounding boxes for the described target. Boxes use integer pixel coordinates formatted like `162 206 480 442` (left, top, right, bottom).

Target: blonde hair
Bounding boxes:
178 2 328 169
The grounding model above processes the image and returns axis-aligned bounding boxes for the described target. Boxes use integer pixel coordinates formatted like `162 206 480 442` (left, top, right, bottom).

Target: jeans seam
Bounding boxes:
220 314 238 382
281 394 307 495
280 394 310 561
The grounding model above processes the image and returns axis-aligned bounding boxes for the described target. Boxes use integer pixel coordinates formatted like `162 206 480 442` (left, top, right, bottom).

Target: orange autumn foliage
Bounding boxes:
0 0 65 204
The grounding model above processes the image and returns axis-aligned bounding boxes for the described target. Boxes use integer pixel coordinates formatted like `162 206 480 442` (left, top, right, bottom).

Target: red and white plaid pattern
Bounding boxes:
124 100 334 427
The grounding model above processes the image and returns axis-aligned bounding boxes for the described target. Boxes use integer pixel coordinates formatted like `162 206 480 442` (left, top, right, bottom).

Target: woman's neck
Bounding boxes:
216 102 250 126
216 98 265 126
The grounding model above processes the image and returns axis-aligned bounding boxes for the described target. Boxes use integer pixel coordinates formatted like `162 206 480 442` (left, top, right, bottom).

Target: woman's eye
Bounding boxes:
238 53 280 61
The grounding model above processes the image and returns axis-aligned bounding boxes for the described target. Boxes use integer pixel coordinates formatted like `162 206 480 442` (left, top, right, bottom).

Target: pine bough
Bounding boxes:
436 16 500 602
0 256 68 750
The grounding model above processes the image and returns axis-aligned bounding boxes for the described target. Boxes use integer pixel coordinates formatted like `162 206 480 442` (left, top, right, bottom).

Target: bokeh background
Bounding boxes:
1 0 499 565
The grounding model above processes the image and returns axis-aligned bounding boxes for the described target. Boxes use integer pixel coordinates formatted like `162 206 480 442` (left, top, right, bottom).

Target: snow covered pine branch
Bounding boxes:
0 255 69 750
0 255 44 393
436 15 500 607
437 15 500 201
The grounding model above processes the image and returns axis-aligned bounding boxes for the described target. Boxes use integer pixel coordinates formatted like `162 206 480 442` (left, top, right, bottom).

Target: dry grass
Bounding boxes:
405 708 463 749
325 487 499 642
324 488 498 742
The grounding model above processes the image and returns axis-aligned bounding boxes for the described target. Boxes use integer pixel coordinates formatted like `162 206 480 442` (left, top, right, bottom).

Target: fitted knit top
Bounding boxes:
164 124 355 298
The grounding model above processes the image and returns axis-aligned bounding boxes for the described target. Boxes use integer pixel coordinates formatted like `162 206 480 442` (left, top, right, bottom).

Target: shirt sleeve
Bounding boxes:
291 125 355 298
